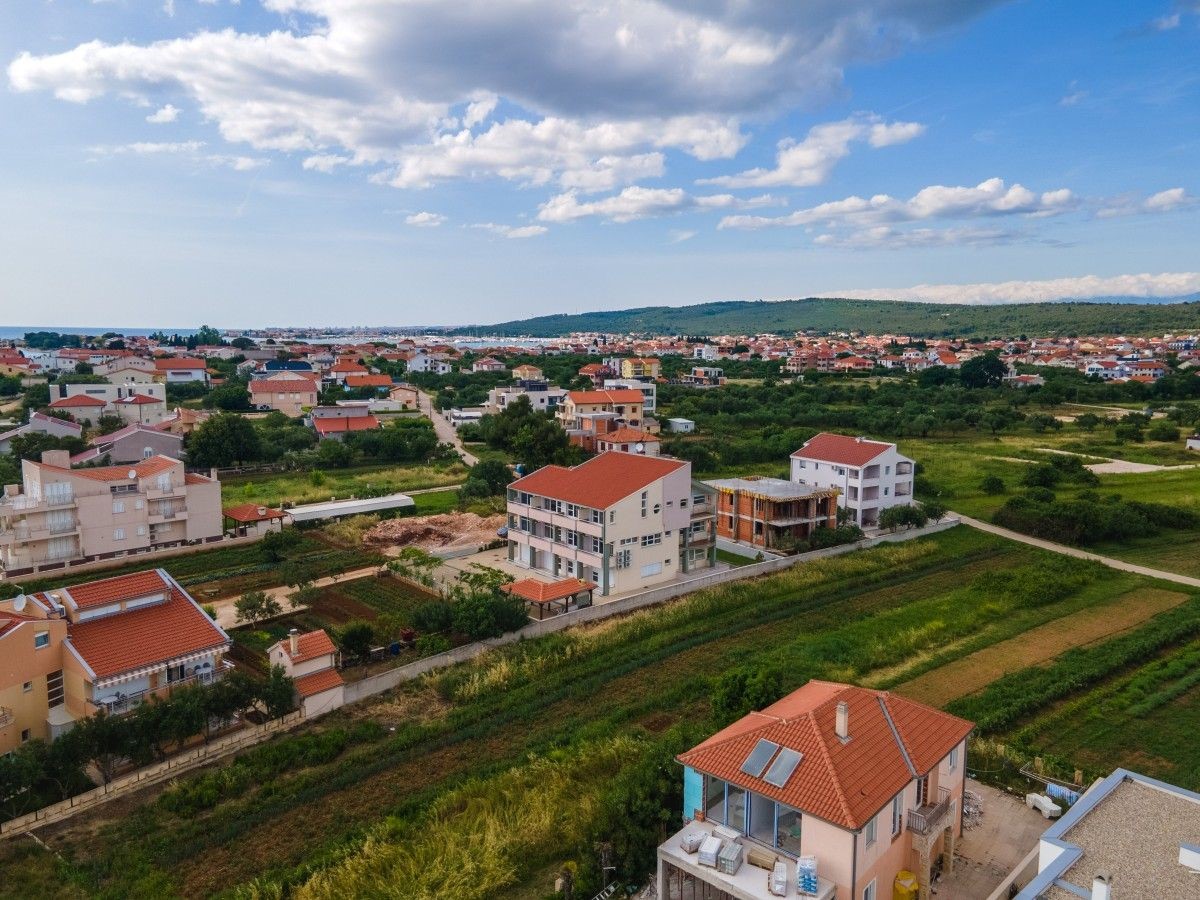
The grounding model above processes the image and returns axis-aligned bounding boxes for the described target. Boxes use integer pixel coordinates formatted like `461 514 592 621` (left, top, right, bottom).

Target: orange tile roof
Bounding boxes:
790 432 894 467
276 629 338 664
67 585 229 679
511 451 686 509
597 427 658 444
49 395 106 408
38 454 180 482
223 502 285 523
677 681 972 830
344 374 393 388
154 357 206 369
59 569 172 610
503 577 592 603
566 389 645 405
184 472 212 485
249 377 319 393
293 667 345 698
314 414 379 434
115 393 163 405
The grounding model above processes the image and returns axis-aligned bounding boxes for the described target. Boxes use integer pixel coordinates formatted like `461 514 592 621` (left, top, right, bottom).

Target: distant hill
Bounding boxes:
479 296 1200 338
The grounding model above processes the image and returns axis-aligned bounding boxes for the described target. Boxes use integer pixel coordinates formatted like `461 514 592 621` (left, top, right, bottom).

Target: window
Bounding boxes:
863 880 877 900
891 794 903 837
725 784 747 832
693 493 706 506
652 503 661 514
640 491 648 518
749 794 775 845
776 805 802 856
680 497 688 508
47 670 64 708
865 816 876 847
640 562 663 577
884 487 890 496
589 536 603 554
21 729 30 743
609 510 615 524
916 775 929 807
949 747 959 772
796 461 806 469
590 509 603 524
113 527 126 541
641 533 662 547
137 525 147 536
135 498 144 510
166 663 186 683
22 681 32 694
566 531 579 548
112 500 125 514
142 447 154 459
566 503 579 518
705 777 726 824
34 632 50 650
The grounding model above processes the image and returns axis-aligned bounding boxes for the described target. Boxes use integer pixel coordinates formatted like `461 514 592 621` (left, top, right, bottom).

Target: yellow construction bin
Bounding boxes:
893 870 919 900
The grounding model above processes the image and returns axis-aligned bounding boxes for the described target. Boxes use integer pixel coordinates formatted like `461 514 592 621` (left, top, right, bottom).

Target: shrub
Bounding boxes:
415 634 452 657
412 601 454 634
980 474 1006 495
1147 422 1180 442
1020 464 1060 489
337 620 376 659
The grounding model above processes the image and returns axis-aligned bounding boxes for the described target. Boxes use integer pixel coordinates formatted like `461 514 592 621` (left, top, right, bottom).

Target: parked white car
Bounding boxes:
1026 792 1063 818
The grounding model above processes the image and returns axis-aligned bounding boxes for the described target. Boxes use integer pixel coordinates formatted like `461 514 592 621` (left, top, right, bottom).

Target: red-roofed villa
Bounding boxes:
790 433 915 528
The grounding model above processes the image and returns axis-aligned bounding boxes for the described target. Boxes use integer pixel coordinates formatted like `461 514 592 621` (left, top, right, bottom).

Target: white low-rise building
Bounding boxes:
790 433 914 528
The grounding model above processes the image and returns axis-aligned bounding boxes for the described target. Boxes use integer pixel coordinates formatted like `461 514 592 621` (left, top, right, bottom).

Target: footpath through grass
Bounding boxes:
9 526 1183 900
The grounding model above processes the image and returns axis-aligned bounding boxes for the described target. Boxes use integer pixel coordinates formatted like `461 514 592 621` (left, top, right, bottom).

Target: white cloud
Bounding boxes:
88 140 267 171
820 272 1200 304
719 177 1075 229
1098 187 1192 217
146 103 180 123
538 186 780 223
7 1 995 190
813 225 1017 249
667 229 697 244
702 115 924 189
473 222 548 239
1059 84 1087 107
1151 12 1181 30
405 211 446 227
302 154 352 173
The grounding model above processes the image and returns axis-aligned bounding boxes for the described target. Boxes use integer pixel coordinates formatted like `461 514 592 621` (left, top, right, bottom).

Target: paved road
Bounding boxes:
956 513 1200 589
416 389 479 467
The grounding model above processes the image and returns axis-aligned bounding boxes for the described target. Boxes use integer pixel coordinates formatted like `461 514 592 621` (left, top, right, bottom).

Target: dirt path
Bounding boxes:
895 587 1189 707
416 389 478 466
955 514 1200 589
1034 446 1197 475
209 565 383 628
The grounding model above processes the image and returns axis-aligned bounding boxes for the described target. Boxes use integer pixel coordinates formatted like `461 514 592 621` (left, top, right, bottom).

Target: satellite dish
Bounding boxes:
635 443 645 454
13 594 27 612
127 469 138 479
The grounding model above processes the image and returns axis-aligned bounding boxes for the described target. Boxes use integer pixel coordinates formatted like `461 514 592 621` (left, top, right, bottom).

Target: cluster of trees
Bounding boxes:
994 489 1200 546
464 395 582 469
878 504 933 531
459 458 514 501
0 668 294 821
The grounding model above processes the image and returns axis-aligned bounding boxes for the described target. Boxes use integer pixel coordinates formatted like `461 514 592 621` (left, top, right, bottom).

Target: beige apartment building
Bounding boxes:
0 451 222 577
249 373 320 416
0 568 231 755
506 451 715 596
556 388 646 431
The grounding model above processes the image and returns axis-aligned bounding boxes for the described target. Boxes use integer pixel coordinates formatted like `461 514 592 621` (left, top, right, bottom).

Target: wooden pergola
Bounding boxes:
502 577 594 620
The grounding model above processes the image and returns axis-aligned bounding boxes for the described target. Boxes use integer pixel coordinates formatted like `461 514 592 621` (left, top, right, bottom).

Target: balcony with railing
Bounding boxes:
91 661 232 716
908 786 953 839
0 706 13 727
146 482 185 500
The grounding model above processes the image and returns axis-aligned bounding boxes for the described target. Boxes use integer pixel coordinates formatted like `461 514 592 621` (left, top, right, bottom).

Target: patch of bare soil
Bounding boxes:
363 512 506 552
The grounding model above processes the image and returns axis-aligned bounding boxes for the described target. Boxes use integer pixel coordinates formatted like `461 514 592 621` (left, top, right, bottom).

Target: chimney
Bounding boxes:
1091 873 1112 900
257 506 267 516
288 628 299 655
835 701 850 741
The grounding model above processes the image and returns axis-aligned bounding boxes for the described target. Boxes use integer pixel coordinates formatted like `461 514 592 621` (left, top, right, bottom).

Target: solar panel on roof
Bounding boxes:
763 748 803 787
740 738 780 777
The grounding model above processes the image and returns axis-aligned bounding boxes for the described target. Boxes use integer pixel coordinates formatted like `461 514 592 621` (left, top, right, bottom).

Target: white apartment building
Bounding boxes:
506 452 715 596
790 433 914 528
486 383 567 415
603 377 657 414
0 451 222 577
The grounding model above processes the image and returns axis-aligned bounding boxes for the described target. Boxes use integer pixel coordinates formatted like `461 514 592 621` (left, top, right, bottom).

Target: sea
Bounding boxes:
0 326 200 340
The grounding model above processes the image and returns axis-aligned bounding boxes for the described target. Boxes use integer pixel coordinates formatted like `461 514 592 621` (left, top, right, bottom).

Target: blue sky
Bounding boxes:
1 1 1197 328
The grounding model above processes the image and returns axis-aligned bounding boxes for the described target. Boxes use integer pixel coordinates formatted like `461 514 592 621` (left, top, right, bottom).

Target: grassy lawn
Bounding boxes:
18 526 1200 899
715 547 758 567
220 461 469 508
405 486 461 515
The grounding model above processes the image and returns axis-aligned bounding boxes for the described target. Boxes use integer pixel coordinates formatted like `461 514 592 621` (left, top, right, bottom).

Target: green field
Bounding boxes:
11 526 1199 899
220 461 469 508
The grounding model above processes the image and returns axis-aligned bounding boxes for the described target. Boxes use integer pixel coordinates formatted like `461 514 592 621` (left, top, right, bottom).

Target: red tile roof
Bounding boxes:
503 577 592 604
115 393 163 405
276 629 338 664
314 414 379 434
597 427 658 445
60 569 172 610
249 377 319 393
677 681 972 830
37 454 180 482
511 451 686 509
344 374 393 388
790 432 894 467
566 389 645 405
154 357 206 369
49 394 106 408
184 472 213 485
67 584 229 679
224 502 285 523
293 667 345 698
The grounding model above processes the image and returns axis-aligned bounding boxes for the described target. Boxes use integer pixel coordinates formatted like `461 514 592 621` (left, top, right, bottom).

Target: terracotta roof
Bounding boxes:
503 577 592 603
29 411 82 433
115 393 164 406
677 681 973 831
67 584 229 679
330 361 368 372
224 502 285 523
566 389 645 405
293 667 345 698
88 422 178 447
41 454 179 482
790 433 894 467
314 414 379 434
51 569 169 611
344 374 393 388
276 629 338 664
154 357 206 370
597 427 658 444
250 377 319 393
511 451 687 509
184 472 213 485
49 394 106 408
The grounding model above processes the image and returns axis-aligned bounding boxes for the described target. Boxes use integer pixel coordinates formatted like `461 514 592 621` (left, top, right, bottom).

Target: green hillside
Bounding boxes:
479 297 1200 338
